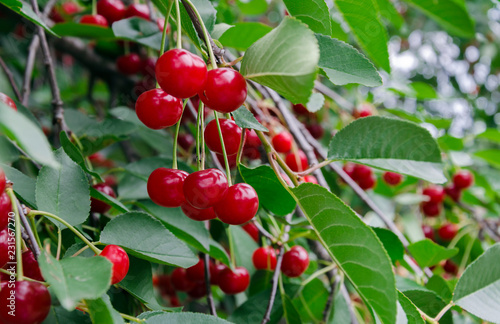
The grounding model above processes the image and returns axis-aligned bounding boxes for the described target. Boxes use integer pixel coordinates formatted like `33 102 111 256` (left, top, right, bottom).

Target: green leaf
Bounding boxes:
38 251 112 311
112 18 163 51
282 294 302 324
52 22 114 39
407 239 458 268
0 137 19 164
89 186 129 213
36 148 90 229
292 279 329 323
236 0 268 15
0 164 36 208
0 103 58 168
100 211 198 268
408 82 438 100
476 129 500 144
44 306 92 323
453 243 500 323
306 93 325 113
2 0 57 36
316 34 382 86
232 107 269 132
291 184 396 324
241 17 319 104
208 239 231 267
330 290 350 323
401 290 452 324
231 225 259 277
59 132 103 182
425 275 453 303
372 227 404 264
474 150 500 169
402 0 475 38
374 0 404 29
85 295 125 324
397 291 425 324
334 0 390 71
145 312 234 324
327 116 446 183
218 22 272 51
230 288 283 323
284 0 331 35
238 164 296 216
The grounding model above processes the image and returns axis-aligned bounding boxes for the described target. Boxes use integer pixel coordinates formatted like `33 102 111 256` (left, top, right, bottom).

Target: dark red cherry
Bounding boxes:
0 167 5 193
216 153 237 169
438 223 458 241
383 172 403 186
157 274 176 297
453 170 474 189
136 89 183 129
252 247 277 270
171 268 195 292
0 192 11 231
117 53 142 75
357 175 376 190
199 68 247 113
147 168 188 208
169 295 181 307
186 258 206 282
181 203 216 221
0 281 51 324
0 228 9 268
243 147 261 160
218 267 250 294
445 184 462 202
210 263 226 285
306 124 324 139
204 118 243 156
242 222 259 242
352 164 372 181
97 0 125 24
342 162 356 179
303 175 318 184
422 225 435 241
421 201 441 217
80 14 108 27
292 103 309 116
178 133 195 151
99 244 129 284
281 245 309 278
272 132 293 153
90 183 116 214
183 169 228 209
156 49 207 99
443 260 458 275
0 93 17 111
22 251 44 281
187 281 207 299
124 3 149 20
214 183 259 225
285 150 308 172
245 129 261 148
140 57 156 77
132 77 156 99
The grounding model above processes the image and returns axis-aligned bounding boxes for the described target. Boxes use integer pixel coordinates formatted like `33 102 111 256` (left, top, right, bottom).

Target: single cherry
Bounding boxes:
124 3 150 20
22 251 44 281
199 68 247 113
438 223 458 241
353 104 372 118
0 93 17 111
352 164 372 181
156 17 171 33
445 184 461 202
171 268 195 291
423 186 445 204
0 281 51 324
156 49 207 99
186 258 206 282
285 150 308 172
306 124 324 139
210 263 226 285
97 0 125 24
303 175 318 184
242 222 259 242
0 228 9 268
80 14 108 27
245 129 261 148
342 162 356 179
243 147 261 160
421 201 441 217
272 132 293 153
157 274 176 297
178 133 195 151
117 53 142 75
252 246 277 270
453 170 474 189
140 57 156 77
422 225 435 241
147 168 188 208
281 245 309 277
383 172 403 186
218 267 250 294
62 1 80 14
0 168 5 194
216 153 238 169
443 260 458 275
181 203 216 221
187 281 207 299
292 103 309 116
357 175 376 190
214 183 259 225
136 89 183 129
0 192 11 230
204 118 243 156
183 169 228 209
99 244 129 284
90 183 116 214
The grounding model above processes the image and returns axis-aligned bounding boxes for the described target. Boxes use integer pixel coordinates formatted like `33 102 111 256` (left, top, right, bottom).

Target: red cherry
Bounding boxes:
445 184 462 202
90 183 116 214
80 14 108 27
88 152 114 168
285 150 308 172
181 203 216 221
252 247 277 270
438 223 458 241
0 192 11 230
214 183 259 225
216 153 238 169
140 57 156 77
22 251 44 281
242 222 259 242
422 225 435 241
357 175 376 190
443 260 458 275
303 175 318 184
272 132 293 153
187 281 207 299
97 0 125 24
0 93 17 111
117 53 142 75
342 162 356 179
243 147 261 160
383 172 403 186
136 89 183 129
186 258 206 282
245 129 261 148
156 49 207 99
104 175 117 188
282 246 309 278
171 268 195 292
292 103 309 116
156 18 171 33
99 244 129 284
178 133 195 151
147 168 188 208
421 201 441 217
183 169 228 209
62 1 80 14
352 164 372 182
157 274 176 297
199 68 247 113
423 186 445 203
306 124 324 139
204 119 243 156
453 170 474 189
210 263 226 285
0 281 51 324
0 167 5 193
124 3 149 20
0 228 9 268
133 77 156 99
218 267 250 294
169 295 181 307
353 105 372 118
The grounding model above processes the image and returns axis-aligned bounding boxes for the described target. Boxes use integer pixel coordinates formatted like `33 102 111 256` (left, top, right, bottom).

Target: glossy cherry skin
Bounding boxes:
445 184 462 202
136 89 183 129
218 266 250 294
0 93 17 111
80 14 108 27
245 129 261 148
183 169 228 209
421 201 441 217
272 132 293 153
0 228 10 268
357 175 376 190
252 247 277 270
281 245 309 278
285 150 308 172
178 133 195 151
423 186 445 204
22 251 44 281
199 68 247 113
242 222 259 242
147 168 188 208
124 3 150 20
0 192 11 230
216 153 237 169
0 281 51 324
156 49 207 99
186 258 206 282
453 170 474 189
383 172 403 186
292 103 309 116
97 0 125 24
352 164 372 181
181 203 216 221
210 263 226 285
171 268 195 292
90 183 116 214
204 118 243 156
303 175 318 184
117 53 142 75
100 244 129 284
214 183 259 225
306 124 324 139
422 225 435 241
438 224 458 241
0 167 5 193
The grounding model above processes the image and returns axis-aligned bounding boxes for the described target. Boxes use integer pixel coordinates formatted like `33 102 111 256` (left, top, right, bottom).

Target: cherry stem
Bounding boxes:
120 313 145 323
226 226 236 269
200 101 206 170
91 0 96 15
6 188 24 281
300 263 336 287
213 111 232 186
56 229 62 260
0 268 48 286
28 210 101 255
172 99 189 169
124 41 130 55
175 0 182 49
294 160 331 177
433 302 454 322
29 215 42 249
236 128 245 165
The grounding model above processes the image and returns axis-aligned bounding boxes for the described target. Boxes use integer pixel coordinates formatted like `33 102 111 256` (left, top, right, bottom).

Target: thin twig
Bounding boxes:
314 81 354 111
0 56 21 100
322 275 339 322
203 252 217 316
459 203 500 241
341 284 360 324
252 219 275 242
17 200 41 258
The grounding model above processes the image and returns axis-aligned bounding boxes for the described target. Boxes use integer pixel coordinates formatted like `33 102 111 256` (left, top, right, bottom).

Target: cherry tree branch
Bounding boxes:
203 252 217 316
0 56 21 100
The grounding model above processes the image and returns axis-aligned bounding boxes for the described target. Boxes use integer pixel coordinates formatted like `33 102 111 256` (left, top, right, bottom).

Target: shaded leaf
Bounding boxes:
284 0 331 35
52 22 114 39
232 107 269 132
408 239 459 268
218 22 272 51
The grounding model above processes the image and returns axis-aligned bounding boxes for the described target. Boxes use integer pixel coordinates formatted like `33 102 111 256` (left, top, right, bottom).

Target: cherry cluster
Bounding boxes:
252 245 310 277
342 163 377 190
